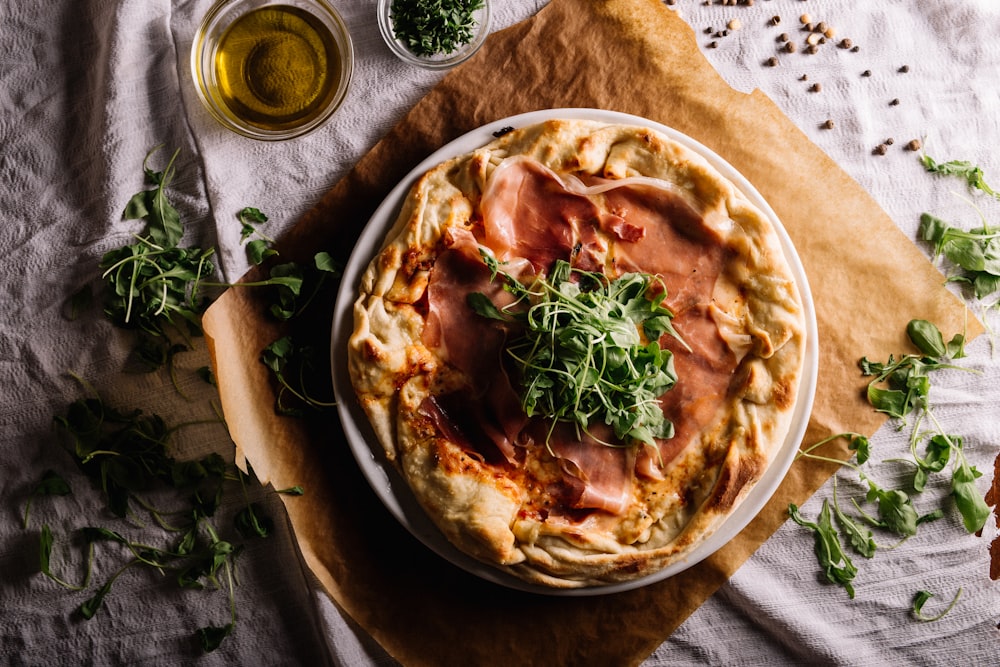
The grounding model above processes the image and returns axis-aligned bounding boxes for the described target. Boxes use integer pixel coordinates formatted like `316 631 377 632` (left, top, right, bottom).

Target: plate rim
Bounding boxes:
331 107 819 596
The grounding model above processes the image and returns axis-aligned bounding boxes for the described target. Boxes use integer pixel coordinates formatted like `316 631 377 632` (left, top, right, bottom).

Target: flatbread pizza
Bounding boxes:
347 119 806 588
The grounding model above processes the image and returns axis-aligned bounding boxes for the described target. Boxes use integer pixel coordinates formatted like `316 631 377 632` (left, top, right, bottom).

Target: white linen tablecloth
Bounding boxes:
1 1 997 664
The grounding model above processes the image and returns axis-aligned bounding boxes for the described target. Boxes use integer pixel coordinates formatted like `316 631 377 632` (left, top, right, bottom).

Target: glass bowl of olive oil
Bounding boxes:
377 0 491 70
192 0 354 140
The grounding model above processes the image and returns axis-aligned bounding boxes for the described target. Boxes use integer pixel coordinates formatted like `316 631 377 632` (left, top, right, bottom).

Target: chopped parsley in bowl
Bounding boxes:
377 0 492 69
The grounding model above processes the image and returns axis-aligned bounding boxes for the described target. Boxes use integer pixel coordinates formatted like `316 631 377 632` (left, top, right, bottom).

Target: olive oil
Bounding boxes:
214 5 341 131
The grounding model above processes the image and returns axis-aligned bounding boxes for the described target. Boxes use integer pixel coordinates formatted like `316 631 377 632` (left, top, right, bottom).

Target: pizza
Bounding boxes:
347 118 806 588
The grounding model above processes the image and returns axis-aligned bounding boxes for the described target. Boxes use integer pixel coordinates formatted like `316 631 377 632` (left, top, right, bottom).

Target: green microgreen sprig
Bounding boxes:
469 253 685 450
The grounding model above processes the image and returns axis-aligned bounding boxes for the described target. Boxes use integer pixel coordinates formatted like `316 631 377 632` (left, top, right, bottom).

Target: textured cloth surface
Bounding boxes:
1 1 997 665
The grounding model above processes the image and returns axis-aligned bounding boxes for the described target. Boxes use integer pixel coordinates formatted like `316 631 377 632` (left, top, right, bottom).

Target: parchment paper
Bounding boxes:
201 0 979 664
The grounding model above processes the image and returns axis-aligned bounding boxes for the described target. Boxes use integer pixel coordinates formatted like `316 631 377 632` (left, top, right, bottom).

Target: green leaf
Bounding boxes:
871 487 919 536
467 292 508 320
848 435 871 465
831 479 876 558
314 251 341 274
912 588 962 621
866 384 910 419
277 485 305 496
922 154 1000 199
952 461 989 533
246 239 276 265
789 502 857 598
234 502 273 539
906 320 946 358
198 623 234 652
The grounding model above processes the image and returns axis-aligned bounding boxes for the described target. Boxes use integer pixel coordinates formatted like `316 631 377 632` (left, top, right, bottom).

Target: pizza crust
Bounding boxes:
348 119 806 588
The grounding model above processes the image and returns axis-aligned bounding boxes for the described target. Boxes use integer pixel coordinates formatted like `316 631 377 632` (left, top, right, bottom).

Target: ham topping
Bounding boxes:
421 157 738 517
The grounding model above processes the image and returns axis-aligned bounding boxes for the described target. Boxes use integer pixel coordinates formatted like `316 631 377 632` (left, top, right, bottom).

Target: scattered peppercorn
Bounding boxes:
809 82 822 92
765 56 779 67
885 138 894 145
899 65 910 73
851 45 860 52
874 144 888 156
800 14 811 24
862 69 871 77
907 139 922 151
728 18 742 31
890 98 900 106
800 74 808 81
807 44 819 54
708 41 718 48
822 119 835 130
778 32 790 42
785 41 797 53
839 38 853 49
770 15 781 26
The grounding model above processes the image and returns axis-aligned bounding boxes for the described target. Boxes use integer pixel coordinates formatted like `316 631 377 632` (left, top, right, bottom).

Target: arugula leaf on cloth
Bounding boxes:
921 155 1000 200
911 588 963 622
920 212 1000 301
792 319 989 604
789 501 858 598
39 378 290 652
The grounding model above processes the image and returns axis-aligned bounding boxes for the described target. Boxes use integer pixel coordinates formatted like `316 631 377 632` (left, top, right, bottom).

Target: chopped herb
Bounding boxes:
390 0 485 56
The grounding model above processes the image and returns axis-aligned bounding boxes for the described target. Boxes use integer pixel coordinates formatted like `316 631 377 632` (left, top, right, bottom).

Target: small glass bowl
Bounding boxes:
191 0 354 140
377 0 492 70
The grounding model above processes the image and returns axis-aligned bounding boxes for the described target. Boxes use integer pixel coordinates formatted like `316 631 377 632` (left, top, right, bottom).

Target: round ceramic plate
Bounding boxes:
331 108 819 596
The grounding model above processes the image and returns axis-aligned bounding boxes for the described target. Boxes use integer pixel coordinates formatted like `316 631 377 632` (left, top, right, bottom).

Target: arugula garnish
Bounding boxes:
471 255 684 449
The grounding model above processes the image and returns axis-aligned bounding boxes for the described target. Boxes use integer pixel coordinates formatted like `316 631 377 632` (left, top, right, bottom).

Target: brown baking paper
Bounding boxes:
202 0 981 664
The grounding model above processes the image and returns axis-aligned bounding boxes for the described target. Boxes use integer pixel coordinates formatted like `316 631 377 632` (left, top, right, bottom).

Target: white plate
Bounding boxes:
331 108 819 596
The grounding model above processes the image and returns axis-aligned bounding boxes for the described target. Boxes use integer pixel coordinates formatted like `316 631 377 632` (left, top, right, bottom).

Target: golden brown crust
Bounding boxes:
347 119 806 588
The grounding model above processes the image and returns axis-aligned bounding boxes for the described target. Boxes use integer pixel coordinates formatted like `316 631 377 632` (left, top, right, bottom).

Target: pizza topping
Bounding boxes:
470 257 684 452
418 156 744 513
